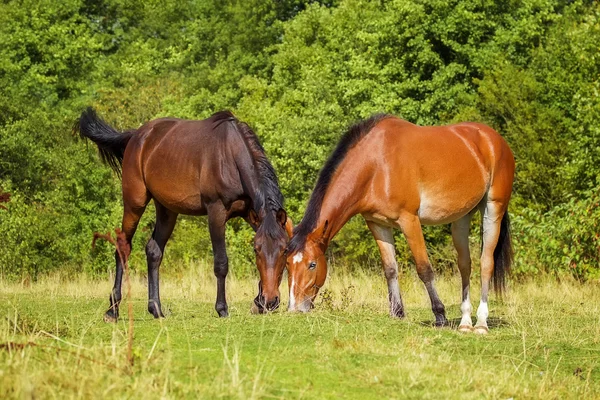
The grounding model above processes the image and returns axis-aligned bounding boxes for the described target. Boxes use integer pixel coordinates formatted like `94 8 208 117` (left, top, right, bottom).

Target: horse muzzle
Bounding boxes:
288 297 313 313
253 294 280 313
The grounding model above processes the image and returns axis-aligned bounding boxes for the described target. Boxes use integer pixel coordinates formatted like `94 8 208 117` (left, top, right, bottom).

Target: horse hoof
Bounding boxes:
473 326 489 335
103 313 118 323
434 317 448 327
458 325 473 333
148 305 165 319
217 309 229 318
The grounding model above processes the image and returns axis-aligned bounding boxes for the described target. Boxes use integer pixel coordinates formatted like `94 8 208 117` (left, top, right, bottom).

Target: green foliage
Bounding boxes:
463 2 600 209
1 0 598 280
513 189 600 280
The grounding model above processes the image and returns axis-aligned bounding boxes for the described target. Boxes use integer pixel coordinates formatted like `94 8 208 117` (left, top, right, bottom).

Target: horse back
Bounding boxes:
359 118 513 224
121 117 247 215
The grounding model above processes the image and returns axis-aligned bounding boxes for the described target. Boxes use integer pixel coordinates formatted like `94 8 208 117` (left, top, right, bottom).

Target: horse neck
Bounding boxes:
233 142 264 212
230 124 282 219
310 160 367 247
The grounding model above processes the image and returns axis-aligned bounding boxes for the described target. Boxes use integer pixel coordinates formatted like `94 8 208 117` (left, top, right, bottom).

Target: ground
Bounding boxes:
1 265 599 399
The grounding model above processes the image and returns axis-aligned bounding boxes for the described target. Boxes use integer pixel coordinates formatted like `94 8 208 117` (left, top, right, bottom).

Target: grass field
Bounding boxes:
1 264 599 399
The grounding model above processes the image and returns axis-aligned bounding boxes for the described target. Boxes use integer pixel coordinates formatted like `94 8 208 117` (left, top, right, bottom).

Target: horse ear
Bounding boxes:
285 216 294 238
248 209 259 228
277 209 294 238
276 208 287 227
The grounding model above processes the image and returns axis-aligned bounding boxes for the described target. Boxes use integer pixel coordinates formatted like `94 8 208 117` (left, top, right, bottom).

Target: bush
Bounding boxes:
513 187 600 280
1 0 599 281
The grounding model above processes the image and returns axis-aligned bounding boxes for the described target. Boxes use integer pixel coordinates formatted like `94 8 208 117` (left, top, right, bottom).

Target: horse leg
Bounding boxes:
146 202 178 318
208 205 229 318
366 221 404 318
474 201 504 334
452 214 473 332
104 205 146 322
400 215 447 326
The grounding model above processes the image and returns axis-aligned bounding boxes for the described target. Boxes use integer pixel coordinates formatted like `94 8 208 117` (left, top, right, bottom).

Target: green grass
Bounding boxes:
1 265 599 399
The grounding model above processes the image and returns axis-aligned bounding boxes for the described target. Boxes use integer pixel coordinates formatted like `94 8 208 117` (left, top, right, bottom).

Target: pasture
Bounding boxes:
1 266 599 399
2 1 600 399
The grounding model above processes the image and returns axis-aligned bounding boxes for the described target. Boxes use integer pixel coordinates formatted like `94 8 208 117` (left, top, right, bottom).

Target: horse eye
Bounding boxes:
308 261 317 270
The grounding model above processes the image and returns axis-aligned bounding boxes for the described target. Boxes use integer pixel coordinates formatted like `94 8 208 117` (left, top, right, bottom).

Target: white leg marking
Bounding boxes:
459 295 473 331
476 301 488 323
474 301 489 334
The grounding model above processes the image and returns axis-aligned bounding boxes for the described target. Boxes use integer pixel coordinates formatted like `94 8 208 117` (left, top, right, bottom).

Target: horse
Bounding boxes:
76 108 292 321
285 114 514 334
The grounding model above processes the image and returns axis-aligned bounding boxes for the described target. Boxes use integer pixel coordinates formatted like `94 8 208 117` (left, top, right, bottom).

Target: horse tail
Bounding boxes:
492 211 513 294
75 107 133 176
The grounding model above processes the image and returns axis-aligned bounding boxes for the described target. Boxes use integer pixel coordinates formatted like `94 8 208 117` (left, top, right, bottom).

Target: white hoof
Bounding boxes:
458 325 473 333
473 325 489 335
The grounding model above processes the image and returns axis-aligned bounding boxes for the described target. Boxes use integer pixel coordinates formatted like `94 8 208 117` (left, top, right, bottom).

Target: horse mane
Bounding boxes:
286 113 392 253
211 111 285 237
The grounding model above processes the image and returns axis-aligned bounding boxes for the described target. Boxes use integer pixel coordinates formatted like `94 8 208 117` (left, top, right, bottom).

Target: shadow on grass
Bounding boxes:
419 317 510 329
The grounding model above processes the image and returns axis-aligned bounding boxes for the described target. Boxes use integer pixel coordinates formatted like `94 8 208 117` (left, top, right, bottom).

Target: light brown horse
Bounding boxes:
285 114 514 333
76 108 292 321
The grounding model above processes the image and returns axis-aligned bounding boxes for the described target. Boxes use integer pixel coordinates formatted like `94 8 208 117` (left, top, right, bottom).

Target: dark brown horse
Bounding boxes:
76 108 292 321
285 114 514 334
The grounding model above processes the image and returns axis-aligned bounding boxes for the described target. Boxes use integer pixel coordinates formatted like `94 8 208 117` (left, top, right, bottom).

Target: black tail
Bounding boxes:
74 107 133 176
493 211 513 294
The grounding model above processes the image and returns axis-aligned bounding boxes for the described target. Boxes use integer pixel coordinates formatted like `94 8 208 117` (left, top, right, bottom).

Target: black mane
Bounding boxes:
286 113 392 253
234 119 284 213
212 111 285 237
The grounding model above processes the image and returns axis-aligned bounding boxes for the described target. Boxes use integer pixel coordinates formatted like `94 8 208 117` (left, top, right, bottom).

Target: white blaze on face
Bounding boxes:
292 252 303 264
288 280 296 310
288 252 303 311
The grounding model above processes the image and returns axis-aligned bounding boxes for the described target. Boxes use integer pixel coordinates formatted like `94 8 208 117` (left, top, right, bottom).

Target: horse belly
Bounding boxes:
410 131 489 225
149 180 206 215
144 155 208 215
417 188 482 225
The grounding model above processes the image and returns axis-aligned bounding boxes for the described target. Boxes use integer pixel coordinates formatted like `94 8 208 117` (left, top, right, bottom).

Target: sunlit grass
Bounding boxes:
1 264 599 399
